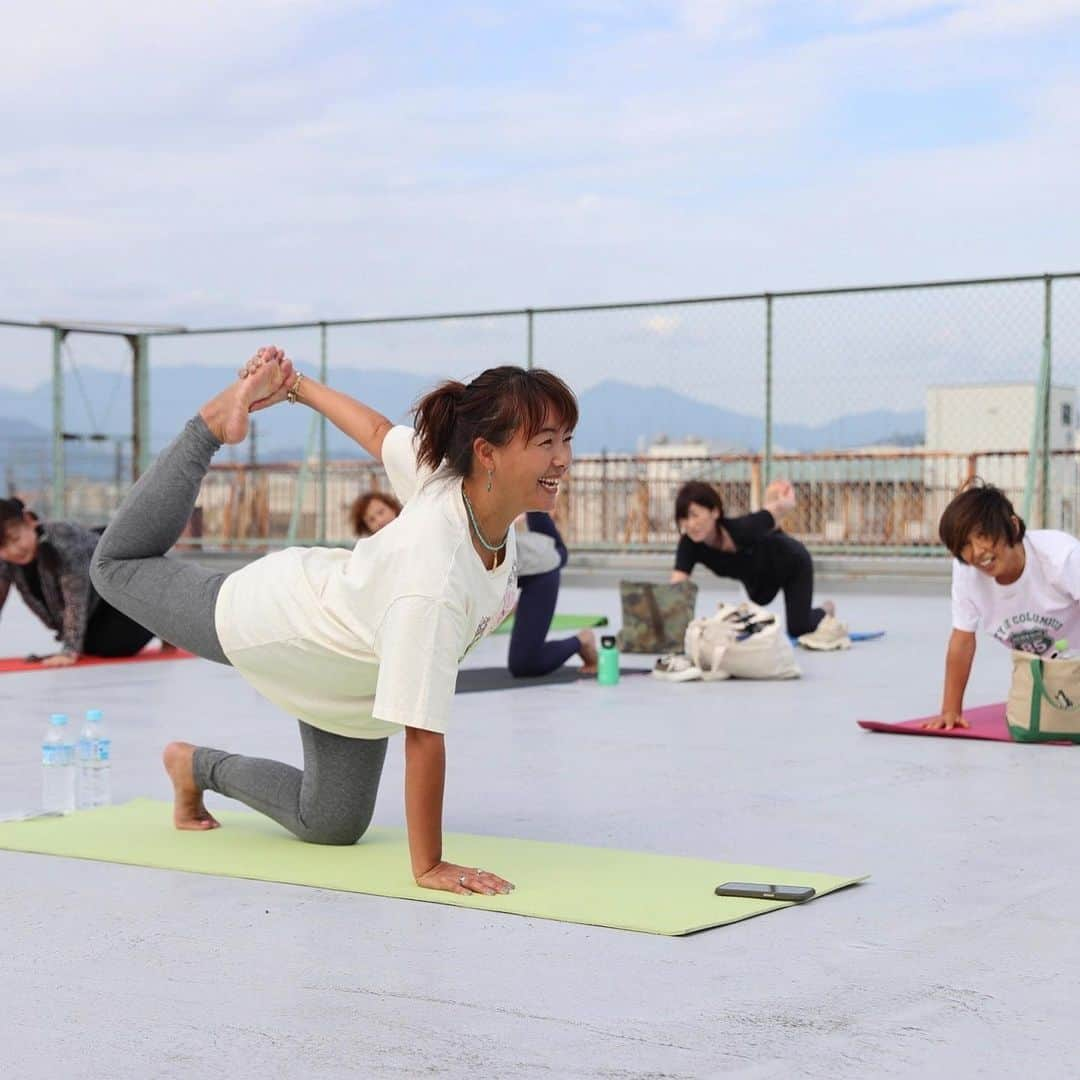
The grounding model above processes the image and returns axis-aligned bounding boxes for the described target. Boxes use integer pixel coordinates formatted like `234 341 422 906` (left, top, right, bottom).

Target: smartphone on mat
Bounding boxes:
714 882 816 902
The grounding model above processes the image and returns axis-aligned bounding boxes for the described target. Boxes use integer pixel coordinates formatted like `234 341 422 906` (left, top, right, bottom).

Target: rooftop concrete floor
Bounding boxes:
0 577 1075 1079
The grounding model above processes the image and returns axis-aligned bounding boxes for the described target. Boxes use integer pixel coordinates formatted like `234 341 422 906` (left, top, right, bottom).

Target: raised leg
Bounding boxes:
91 350 293 663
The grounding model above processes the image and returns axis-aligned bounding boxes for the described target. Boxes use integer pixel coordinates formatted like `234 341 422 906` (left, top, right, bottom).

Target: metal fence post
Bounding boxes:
131 333 151 479
763 294 774 485
1023 278 1053 527
319 322 328 542
51 327 66 518
526 309 534 370
1041 275 1053 527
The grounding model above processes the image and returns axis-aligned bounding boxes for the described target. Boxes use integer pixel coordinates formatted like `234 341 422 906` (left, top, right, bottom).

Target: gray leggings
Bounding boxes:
91 415 387 845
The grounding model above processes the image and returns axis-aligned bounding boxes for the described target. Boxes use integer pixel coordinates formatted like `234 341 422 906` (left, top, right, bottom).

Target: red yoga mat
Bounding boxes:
0 648 197 674
857 702 1073 744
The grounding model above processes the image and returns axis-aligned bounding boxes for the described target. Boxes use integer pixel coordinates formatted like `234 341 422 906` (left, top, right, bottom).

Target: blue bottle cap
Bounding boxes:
49 713 69 725
86 709 103 722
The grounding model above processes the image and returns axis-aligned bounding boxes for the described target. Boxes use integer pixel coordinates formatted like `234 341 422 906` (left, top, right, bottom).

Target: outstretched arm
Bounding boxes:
405 727 514 896
922 629 976 730
293 376 394 463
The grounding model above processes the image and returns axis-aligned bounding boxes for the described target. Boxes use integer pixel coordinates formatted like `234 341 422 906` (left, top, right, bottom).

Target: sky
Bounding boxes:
2 0 1080 405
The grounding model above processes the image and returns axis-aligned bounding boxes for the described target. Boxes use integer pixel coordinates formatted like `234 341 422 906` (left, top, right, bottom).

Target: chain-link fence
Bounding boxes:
2 271 1077 549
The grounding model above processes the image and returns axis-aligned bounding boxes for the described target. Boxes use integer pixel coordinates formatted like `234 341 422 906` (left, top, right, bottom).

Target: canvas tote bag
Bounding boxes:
1005 651 1080 743
684 602 801 681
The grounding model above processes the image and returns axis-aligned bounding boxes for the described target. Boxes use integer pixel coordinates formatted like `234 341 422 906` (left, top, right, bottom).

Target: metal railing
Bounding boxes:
24 447 1046 556
4 270 1080 552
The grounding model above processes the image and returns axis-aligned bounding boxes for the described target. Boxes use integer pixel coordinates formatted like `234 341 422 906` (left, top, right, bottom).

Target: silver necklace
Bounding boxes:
461 484 507 553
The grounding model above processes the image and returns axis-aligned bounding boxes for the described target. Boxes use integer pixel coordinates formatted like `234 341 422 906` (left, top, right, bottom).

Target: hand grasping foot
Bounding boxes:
163 741 220 831
199 346 295 444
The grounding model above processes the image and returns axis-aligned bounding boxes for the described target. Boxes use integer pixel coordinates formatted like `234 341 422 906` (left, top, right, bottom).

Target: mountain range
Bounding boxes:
0 366 924 464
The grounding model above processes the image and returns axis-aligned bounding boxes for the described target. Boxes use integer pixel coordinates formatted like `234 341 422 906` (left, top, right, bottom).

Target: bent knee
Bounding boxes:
508 656 543 679
296 813 373 847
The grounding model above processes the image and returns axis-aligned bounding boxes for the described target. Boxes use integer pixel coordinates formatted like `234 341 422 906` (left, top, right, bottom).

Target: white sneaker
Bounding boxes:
797 615 852 652
652 654 703 682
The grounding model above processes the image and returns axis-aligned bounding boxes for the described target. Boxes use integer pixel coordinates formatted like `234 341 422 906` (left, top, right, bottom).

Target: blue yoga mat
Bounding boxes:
788 630 885 644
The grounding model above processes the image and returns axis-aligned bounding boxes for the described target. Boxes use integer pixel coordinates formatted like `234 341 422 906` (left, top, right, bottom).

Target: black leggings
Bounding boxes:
747 534 826 638
508 513 582 678
82 596 156 658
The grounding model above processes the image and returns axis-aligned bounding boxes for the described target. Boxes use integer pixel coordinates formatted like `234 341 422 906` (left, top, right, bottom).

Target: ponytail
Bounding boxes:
414 380 468 474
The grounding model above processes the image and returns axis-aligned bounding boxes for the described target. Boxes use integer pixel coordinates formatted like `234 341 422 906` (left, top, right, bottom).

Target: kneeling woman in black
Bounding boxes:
669 480 845 646
0 498 157 666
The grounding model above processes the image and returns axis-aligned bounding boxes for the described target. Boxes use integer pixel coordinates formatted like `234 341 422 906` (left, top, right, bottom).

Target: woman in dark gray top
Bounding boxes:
0 498 156 666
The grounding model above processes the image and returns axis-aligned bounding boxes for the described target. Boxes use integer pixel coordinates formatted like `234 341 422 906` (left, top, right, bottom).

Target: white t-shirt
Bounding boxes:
214 426 518 738
951 530 1080 655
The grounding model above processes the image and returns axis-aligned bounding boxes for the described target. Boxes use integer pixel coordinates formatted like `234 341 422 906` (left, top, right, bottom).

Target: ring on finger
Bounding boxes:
459 873 466 887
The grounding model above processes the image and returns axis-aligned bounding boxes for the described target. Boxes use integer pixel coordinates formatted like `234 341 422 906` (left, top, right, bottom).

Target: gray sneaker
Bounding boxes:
797 615 852 652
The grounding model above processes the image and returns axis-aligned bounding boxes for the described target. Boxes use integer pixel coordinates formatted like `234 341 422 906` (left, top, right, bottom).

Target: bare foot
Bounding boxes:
822 600 836 618
577 629 599 675
199 346 295 444
163 741 220 831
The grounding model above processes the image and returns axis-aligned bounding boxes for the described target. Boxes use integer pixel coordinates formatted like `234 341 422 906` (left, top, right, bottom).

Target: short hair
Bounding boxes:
938 480 1025 561
674 481 723 524
350 491 402 537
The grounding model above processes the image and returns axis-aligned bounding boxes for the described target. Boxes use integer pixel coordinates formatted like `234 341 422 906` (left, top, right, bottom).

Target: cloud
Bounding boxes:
671 0 777 39
0 0 1077 405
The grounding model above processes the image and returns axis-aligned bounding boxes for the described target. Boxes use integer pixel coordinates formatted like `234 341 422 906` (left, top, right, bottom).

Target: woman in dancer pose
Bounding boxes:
91 347 577 896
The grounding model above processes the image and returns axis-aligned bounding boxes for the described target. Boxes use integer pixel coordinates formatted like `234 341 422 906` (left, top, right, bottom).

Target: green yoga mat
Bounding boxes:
0 800 865 936
494 613 608 635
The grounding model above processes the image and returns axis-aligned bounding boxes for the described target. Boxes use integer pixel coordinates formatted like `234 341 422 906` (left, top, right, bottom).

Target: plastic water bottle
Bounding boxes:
77 708 111 809
41 713 76 814
598 635 621 686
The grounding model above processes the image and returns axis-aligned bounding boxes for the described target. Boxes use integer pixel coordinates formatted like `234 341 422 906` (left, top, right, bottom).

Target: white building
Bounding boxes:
926 382 1075 453
925 382 1078 529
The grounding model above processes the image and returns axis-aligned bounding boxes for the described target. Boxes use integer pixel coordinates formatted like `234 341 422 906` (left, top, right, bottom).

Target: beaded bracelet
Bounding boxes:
286 372 306 405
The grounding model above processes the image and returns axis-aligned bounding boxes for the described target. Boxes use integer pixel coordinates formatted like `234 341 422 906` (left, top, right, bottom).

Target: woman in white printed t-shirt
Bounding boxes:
91 347 578 897
924 481 1080 731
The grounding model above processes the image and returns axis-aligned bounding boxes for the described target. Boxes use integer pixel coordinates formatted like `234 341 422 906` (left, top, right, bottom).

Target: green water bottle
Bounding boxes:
598 635 620 686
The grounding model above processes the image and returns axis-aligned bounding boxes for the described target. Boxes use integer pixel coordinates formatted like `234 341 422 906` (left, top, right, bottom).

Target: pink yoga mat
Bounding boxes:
857 702 1074 744
0 648 197 675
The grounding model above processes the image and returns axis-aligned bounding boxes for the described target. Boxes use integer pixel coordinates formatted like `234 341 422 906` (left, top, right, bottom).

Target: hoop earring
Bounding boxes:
486 469 494 493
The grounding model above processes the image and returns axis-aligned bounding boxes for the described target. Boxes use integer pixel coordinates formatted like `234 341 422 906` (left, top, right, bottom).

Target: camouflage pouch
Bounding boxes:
617 580 699 653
